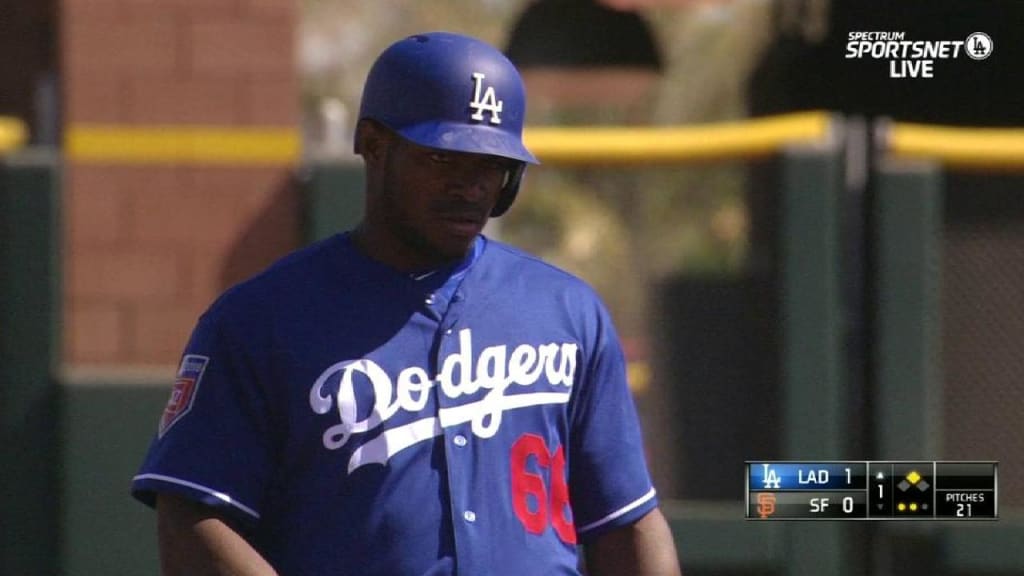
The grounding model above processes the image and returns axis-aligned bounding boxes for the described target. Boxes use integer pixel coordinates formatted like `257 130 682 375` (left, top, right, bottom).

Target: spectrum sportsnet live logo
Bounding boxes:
845 31 993 78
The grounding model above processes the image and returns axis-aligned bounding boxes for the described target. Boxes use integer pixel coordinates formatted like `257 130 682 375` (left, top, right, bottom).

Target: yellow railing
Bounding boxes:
524 111 833 165
884 121 1024 170
60 113 1024 170
63 113 831 167
65 124 301 165
0 116 28 154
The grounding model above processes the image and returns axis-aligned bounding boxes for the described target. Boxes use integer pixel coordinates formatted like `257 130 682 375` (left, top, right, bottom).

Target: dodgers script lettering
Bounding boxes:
309 328 578 472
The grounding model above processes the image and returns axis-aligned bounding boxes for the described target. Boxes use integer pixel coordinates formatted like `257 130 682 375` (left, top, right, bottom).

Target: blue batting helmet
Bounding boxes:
356 31 538 217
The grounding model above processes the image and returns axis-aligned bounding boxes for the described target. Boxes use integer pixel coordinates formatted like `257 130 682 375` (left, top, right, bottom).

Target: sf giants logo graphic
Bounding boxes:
757 493 777 518
469 72 503 125
309 328 577 473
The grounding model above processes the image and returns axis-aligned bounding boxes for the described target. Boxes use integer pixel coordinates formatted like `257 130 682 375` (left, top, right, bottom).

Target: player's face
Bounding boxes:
376 136 512 265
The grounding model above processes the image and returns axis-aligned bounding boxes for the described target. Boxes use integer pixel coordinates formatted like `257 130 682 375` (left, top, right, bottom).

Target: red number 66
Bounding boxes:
510 434 576 544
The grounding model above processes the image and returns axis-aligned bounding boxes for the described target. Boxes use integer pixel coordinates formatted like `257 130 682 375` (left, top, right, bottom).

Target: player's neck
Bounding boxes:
351 223 466 275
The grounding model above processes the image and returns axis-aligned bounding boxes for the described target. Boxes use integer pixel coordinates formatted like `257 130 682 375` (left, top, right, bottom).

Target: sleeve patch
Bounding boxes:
159 354 210 437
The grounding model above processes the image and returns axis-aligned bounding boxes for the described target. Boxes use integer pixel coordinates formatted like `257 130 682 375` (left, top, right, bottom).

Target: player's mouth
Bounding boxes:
435 211 486 236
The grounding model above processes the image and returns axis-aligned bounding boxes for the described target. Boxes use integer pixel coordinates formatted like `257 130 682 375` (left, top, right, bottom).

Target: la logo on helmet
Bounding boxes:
469 72 503 125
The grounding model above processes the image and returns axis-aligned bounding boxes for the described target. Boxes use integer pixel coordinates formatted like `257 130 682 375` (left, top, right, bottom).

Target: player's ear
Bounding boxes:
354 119 391 166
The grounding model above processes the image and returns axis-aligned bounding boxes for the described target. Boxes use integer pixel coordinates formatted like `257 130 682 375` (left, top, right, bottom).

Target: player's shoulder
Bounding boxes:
478 238 604 299
204 234 347 321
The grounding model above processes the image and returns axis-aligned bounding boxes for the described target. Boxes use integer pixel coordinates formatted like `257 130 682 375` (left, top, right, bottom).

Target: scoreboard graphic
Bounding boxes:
746 461 997 520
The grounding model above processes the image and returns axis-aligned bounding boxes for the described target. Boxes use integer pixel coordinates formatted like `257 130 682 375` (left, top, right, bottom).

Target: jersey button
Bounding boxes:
453 434 468 447
425 294 435 305
463 510 476 523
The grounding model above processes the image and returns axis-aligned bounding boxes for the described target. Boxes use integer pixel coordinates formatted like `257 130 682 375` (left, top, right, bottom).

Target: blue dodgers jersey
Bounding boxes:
133 233 657 576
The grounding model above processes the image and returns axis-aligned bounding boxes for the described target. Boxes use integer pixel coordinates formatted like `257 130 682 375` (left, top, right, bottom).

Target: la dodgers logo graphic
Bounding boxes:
309 328 577 473
965 32 993 61
469 72 503 124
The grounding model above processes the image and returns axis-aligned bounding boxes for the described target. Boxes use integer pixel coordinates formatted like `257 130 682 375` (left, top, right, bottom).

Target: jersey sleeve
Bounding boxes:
568 301 658 541
132 308 278 528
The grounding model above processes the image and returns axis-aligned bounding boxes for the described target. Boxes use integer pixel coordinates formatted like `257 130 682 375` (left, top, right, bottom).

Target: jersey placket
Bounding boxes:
425 286 481 574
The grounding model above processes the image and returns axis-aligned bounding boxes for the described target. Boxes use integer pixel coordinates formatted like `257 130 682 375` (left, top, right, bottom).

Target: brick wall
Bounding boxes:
61 0 301 366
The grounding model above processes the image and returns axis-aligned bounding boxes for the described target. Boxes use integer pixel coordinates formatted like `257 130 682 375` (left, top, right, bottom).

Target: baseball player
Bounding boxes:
133 31 681 575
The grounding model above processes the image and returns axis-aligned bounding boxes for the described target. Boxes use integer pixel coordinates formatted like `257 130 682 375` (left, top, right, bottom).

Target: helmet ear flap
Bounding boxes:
490 163 526 217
